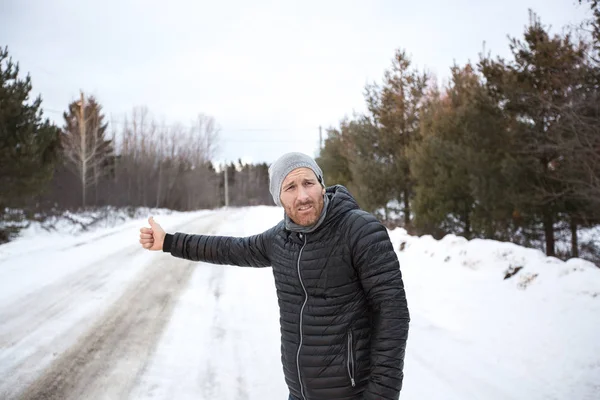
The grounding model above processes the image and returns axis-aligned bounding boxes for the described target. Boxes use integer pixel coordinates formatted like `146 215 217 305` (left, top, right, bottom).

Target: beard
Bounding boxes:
286 199 323 226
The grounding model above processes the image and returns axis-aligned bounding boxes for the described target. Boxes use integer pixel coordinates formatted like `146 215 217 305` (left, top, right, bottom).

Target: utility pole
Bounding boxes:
319 125 323 153
224 163 229 207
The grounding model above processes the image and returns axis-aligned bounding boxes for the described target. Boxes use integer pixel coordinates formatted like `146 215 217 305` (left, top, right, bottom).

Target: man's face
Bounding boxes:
280 167 325 226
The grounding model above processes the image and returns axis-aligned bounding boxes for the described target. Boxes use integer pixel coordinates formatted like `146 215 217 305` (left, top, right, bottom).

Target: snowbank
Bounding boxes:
389 228 600 399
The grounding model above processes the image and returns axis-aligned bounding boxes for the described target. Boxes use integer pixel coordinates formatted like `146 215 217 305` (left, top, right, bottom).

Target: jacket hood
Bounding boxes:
322 185 359 226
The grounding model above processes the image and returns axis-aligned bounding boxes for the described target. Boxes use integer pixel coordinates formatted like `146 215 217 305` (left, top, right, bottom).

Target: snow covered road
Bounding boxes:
0 206 598 399
0 210 249 399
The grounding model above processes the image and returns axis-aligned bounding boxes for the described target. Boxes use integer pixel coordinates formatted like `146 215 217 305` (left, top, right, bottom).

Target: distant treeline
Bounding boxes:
0 55 273 242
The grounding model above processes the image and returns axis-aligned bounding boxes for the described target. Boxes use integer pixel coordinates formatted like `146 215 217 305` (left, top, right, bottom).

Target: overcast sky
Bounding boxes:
1 0 592 164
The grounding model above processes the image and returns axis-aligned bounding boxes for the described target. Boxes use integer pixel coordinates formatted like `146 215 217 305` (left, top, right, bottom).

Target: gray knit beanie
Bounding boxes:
268 152 325 206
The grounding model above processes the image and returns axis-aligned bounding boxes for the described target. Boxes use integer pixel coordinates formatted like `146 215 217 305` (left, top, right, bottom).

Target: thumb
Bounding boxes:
148 216 156 227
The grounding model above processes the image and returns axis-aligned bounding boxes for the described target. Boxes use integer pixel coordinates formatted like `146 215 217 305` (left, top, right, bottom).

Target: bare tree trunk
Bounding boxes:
110 120 118 205
463 205 471 239
543 207 555 257
127 167 132 206
570 215 579 258
79 92 87 207
403 187 410 226
92 109 99 206
93 164 99 206
156 161 162 208
224 165 229 207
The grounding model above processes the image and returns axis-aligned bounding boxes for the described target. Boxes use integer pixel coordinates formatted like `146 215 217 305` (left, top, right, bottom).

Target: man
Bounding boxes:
140 152 410 400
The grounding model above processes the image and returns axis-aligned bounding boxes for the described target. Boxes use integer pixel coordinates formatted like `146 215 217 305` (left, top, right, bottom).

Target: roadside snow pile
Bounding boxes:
391 228 600 399
390 228 600 296
20 207 175 236
0 206 213 262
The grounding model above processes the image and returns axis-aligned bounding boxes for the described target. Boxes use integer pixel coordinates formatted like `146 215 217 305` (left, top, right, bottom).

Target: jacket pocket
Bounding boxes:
346 330 356 387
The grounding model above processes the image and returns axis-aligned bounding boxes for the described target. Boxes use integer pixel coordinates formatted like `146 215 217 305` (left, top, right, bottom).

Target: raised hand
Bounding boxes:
139 216 166 251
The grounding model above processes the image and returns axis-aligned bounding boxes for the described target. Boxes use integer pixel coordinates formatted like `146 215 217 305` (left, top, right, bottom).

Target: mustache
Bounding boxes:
295 201 314 208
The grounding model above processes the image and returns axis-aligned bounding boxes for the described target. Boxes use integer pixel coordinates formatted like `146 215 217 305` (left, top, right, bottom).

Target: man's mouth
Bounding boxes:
297 204 313 212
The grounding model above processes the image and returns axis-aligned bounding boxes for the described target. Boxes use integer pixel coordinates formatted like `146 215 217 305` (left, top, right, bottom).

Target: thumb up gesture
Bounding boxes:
139 216 166 251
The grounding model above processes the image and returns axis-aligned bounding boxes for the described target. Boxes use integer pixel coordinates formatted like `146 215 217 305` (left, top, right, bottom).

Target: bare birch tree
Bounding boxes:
61 92 113 207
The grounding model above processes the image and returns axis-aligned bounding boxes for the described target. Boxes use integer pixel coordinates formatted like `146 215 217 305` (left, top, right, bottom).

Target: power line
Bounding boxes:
44 108 319 132
43 106 327 147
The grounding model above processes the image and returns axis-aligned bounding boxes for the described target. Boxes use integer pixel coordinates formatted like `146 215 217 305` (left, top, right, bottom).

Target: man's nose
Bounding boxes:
297 186 310 201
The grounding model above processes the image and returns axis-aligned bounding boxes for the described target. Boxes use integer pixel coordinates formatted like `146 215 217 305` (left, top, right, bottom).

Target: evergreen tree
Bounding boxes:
316 125 353 189
345 116 396 216
409 64 513 239
0 46 60 242
448 65 519 240
408 70 475 237
479 13 589 256
317 118 393 216
364 50 428 226
545 0 600 257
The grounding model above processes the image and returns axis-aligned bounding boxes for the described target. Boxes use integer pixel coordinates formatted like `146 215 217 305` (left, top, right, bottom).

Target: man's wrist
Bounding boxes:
162 233 173 252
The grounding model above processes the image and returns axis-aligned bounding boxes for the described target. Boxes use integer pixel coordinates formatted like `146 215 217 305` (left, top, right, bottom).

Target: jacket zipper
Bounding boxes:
347 330 356 387
296 234 308 400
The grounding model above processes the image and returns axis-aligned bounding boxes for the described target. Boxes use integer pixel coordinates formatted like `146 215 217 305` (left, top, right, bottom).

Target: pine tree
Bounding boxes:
364 50 428 226
0 46 60 242
408 64 513 239
545 0 600 258
345 116 396 216
317 118 393 215
479 12 589 257
316 126 353 189
408 72 474 237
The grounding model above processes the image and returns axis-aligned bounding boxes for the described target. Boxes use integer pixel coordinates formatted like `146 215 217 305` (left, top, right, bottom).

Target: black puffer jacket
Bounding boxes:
165 185 410 400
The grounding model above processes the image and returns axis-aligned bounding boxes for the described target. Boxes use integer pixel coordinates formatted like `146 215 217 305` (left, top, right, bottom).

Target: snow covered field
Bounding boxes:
0 206 598 399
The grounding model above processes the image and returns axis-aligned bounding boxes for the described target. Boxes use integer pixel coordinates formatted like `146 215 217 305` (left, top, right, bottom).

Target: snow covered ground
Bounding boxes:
0 206 598 399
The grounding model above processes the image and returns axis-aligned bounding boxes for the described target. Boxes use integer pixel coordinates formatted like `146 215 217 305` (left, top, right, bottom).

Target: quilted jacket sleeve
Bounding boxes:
163 226 276 268
349 211 410 400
